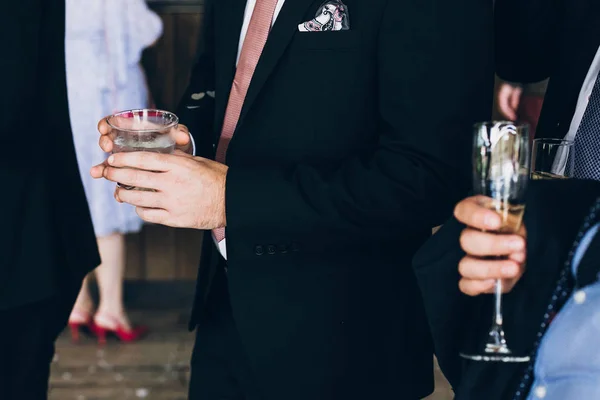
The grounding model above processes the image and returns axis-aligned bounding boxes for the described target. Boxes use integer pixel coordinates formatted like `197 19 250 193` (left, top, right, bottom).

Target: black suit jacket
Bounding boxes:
0 0 100 309
413 179 600 400
179 0 494 397
496 0 600 141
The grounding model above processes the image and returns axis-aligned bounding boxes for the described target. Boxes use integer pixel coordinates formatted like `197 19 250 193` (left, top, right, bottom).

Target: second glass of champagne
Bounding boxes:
460 121 531 363
107 109 178 191
531 138 574 180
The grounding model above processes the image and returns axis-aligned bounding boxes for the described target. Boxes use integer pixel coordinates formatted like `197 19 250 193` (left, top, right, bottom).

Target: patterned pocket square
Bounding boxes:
298 0 350 32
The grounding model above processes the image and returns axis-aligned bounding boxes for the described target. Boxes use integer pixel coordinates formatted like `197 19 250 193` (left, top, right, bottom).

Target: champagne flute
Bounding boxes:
531 138 574 180
460 121 531 363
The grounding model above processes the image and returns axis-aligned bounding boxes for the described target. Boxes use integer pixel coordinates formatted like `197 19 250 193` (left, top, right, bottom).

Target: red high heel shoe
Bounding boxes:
92 314 148 345
68 309 95 343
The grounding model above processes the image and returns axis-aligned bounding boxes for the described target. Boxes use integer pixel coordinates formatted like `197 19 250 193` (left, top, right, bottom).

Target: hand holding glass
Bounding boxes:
107 109 178 191
460 121 531 363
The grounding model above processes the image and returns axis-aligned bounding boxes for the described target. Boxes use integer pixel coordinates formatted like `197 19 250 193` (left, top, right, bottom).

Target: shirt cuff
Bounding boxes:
188 132 197 156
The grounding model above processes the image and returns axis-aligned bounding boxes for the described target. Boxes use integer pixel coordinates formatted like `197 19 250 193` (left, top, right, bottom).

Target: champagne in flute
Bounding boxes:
479 197 525 234
530 171 570 180
460 121 531 363
531 138 574 179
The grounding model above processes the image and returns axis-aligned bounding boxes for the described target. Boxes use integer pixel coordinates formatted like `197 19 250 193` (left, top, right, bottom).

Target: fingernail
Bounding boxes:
107 155 115 165
513 252 526 263
502 265 518 277
508 238 524 250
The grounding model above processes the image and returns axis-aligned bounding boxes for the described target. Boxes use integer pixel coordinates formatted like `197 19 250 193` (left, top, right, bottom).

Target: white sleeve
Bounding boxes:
188 132 197 156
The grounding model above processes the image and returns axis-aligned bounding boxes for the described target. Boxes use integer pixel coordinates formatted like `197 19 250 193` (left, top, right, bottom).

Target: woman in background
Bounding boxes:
65 0 162 343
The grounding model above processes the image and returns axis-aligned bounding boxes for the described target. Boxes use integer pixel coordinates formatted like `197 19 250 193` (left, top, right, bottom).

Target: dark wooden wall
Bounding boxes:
124 0 205 281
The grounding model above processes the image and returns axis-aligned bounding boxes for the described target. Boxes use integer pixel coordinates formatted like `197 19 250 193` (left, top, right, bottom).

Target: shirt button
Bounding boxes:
574 290 586 304
534 385 547 398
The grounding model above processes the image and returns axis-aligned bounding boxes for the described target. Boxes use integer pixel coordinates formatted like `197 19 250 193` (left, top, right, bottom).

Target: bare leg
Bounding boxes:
69 275 94 323
94 233 132 331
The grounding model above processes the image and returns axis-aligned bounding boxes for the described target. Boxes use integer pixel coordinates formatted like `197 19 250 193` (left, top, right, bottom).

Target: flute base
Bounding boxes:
460 351 530 363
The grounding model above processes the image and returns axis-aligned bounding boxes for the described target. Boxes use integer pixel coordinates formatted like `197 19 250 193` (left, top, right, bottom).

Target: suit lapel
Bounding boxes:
214 0 248 141
234 0 317 133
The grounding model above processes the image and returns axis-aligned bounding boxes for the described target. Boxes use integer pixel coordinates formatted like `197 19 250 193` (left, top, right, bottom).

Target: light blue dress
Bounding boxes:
65 0 162 237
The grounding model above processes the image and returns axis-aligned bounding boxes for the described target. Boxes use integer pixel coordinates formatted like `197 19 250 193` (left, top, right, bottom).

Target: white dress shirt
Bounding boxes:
214 0 286 260
564 46 600 142
553 46 600 175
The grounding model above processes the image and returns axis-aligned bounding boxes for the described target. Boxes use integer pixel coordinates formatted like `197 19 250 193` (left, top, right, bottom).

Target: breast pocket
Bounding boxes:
291 30 361 51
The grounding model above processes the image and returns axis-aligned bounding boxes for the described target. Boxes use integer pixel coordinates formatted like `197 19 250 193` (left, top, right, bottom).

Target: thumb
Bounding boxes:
90 160 109 179
175 125 191 146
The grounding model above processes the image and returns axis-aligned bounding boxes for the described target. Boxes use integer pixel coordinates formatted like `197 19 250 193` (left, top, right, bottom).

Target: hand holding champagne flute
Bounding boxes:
460 121 531 363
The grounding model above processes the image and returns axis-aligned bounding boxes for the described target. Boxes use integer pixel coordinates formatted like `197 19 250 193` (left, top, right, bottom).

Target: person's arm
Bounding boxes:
0 0 43 166
226 0 495 247
412 179 600 389
495 0 563 83
175 0 216 159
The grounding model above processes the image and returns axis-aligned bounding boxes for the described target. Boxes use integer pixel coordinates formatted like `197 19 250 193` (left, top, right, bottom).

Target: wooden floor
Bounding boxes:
50 310 453 400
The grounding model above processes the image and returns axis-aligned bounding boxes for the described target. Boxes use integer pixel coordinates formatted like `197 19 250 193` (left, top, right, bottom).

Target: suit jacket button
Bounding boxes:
267 245 276 255
254 245 264 256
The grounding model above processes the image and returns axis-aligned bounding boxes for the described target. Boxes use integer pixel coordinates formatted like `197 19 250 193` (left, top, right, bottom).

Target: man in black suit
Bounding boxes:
93 0 494 398
0 1 100 399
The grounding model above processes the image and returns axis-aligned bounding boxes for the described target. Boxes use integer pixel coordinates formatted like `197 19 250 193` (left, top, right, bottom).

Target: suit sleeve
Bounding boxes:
522 179 600 287
412 216 475 387
412 179 600 390
0 0 42 165
225 0 494 245
0 0 49 283
176 0 216 158
495 0 563 83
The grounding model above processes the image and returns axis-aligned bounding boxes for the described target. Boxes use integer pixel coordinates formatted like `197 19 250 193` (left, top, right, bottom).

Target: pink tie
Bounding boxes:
213 0 279 242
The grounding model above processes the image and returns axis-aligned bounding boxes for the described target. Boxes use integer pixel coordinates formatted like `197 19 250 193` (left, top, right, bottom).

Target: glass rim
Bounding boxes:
106 109 179 133
532 138 574 146
473 120 530 129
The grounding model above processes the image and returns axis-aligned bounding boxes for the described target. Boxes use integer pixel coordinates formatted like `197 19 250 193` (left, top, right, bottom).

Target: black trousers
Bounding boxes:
189 266 263 400
0 294 74 400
